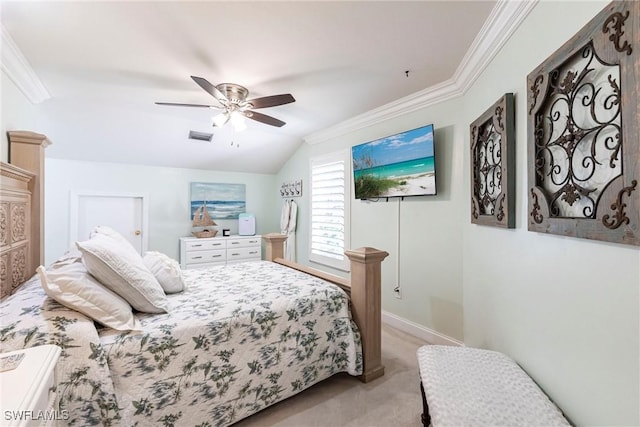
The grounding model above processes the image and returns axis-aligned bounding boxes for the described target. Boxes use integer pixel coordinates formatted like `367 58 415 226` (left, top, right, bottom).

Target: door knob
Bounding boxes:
135 230 141 236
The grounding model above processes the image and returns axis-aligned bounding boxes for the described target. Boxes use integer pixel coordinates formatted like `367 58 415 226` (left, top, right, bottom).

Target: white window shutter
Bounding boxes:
309 151 350 271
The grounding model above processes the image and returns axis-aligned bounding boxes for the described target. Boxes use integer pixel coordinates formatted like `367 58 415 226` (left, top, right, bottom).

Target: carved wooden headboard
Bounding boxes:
0 162 35 298
1 131 49 299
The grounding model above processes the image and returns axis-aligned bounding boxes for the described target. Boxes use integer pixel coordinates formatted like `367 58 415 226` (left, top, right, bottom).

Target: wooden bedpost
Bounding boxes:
345 247 388 383
7 131 50 272
262 233 287 261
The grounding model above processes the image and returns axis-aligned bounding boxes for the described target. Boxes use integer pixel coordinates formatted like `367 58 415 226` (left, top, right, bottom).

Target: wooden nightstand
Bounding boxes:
0 345 62 426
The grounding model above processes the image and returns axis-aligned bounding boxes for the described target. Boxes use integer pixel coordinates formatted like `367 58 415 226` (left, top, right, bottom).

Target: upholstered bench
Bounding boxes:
416 345 571 427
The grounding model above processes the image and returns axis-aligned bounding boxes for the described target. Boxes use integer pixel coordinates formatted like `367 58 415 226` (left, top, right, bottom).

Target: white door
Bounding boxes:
70 192 148 254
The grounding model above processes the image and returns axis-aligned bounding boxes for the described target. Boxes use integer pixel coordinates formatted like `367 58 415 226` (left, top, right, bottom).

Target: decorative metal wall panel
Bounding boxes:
527 1 639 246
470 93 515 228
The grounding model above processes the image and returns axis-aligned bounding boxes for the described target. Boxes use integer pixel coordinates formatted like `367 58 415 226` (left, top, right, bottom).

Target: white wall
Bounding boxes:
1 71 38 162
45 158 279 264
277 1 639 425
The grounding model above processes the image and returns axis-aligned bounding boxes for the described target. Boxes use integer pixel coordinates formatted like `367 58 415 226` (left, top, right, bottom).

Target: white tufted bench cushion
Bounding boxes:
417 345 571 427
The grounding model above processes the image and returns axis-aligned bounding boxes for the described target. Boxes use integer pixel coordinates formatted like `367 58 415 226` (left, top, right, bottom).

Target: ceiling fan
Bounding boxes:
156 76 295 129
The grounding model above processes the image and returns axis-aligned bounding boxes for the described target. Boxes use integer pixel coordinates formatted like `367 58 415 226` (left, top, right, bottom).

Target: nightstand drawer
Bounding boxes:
185 240 225 251
185 249 226 264
227 237 261 248
227 247 261 262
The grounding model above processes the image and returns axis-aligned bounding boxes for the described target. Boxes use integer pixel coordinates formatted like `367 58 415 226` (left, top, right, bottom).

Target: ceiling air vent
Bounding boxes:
188 130 213 142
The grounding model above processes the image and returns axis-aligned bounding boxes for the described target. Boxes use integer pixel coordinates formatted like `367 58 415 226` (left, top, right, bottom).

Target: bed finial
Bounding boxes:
262 233 288 261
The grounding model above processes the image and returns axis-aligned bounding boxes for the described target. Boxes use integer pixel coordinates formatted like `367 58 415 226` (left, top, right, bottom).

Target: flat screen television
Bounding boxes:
352 123 437 199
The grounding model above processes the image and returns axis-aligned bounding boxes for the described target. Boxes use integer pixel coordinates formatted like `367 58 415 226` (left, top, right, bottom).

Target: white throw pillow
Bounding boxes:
76 234 169 313
36 261 141 331
143 251 186 294
90 225 139 256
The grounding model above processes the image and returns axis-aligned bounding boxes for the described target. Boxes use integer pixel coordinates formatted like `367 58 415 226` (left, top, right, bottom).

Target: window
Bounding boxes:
309 150 350 271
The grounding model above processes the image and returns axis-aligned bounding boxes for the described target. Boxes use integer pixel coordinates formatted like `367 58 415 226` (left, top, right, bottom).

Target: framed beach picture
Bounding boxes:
190 182 246 220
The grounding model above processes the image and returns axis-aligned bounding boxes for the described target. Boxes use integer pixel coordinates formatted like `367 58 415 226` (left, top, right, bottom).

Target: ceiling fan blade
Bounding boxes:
191 76 227 102
244 110 286 127
155 102 215 108
247 94 295 109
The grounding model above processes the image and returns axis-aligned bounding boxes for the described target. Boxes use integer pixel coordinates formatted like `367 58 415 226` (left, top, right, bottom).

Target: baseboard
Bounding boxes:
382 310 464 347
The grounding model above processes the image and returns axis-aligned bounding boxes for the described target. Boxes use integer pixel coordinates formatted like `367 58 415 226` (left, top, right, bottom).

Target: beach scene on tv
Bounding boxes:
352 124 436 199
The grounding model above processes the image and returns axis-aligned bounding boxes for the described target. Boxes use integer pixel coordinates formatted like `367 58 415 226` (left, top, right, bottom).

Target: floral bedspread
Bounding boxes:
99 260 362 426
0 277 121 425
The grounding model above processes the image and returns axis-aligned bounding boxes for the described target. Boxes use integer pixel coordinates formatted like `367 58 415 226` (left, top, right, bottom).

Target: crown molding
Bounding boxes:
305 0 538 145
453 0 538 93
305 78 462 145
1 25 50 104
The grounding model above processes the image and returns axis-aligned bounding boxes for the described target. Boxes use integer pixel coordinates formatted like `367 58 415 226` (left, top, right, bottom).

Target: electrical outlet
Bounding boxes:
393 285 402 299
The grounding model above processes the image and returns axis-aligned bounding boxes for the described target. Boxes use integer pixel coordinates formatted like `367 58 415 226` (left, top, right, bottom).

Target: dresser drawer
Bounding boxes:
227 246 261 262
226 237 261 249
185 239 225 251
180 235 261 269
185 249 226 264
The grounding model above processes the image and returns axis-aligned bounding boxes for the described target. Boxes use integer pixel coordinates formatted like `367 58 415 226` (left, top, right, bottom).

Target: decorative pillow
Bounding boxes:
76 234 169 313
36 260 142 331
89 225 139 256
143 251 186 294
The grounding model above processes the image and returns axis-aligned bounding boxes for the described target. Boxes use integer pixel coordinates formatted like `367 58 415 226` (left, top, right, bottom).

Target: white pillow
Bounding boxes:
76 234 169 314
36 261 141 331
143 251 186 294
90 225 139 256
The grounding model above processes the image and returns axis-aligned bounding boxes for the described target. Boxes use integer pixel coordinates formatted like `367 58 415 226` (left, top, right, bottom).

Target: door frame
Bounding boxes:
69 191 149 253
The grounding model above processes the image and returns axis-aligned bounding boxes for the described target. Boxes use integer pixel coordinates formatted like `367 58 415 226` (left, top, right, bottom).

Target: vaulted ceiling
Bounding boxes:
2 1 499 174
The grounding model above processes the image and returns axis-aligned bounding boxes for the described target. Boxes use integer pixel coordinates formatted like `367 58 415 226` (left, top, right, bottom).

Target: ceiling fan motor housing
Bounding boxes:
217 83 249 104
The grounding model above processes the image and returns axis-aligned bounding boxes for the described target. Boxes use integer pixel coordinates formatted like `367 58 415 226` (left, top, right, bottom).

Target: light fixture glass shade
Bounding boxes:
212 112 229 127
230 111 247 132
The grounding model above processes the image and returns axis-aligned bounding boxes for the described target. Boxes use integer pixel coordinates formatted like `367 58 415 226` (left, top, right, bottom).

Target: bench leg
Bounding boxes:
420 381 431 427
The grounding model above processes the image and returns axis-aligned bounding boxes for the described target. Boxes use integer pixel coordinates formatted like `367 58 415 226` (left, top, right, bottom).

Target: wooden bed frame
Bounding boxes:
0 130 389 383
263 234 388 382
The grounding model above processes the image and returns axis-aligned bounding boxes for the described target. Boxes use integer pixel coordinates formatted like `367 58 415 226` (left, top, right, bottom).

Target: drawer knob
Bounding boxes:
192 256 202 259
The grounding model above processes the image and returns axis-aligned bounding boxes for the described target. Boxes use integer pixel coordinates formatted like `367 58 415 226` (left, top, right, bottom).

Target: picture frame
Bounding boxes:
190 182 246 220
470 93 515 228
526 1 639 246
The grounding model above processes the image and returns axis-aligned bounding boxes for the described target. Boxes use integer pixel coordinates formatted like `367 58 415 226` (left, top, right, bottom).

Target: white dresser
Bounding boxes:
179 235 262 269
0 345 62 426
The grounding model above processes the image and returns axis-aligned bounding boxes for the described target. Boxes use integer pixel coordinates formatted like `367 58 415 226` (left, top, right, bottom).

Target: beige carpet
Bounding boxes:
234 324 428 427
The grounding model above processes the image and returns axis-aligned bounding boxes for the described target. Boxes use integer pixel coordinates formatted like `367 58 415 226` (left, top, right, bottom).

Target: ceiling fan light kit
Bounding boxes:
156 76 295 130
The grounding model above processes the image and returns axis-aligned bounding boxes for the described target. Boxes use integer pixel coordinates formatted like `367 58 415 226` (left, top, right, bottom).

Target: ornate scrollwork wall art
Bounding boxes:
527 1 639 246
470 93 515 228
